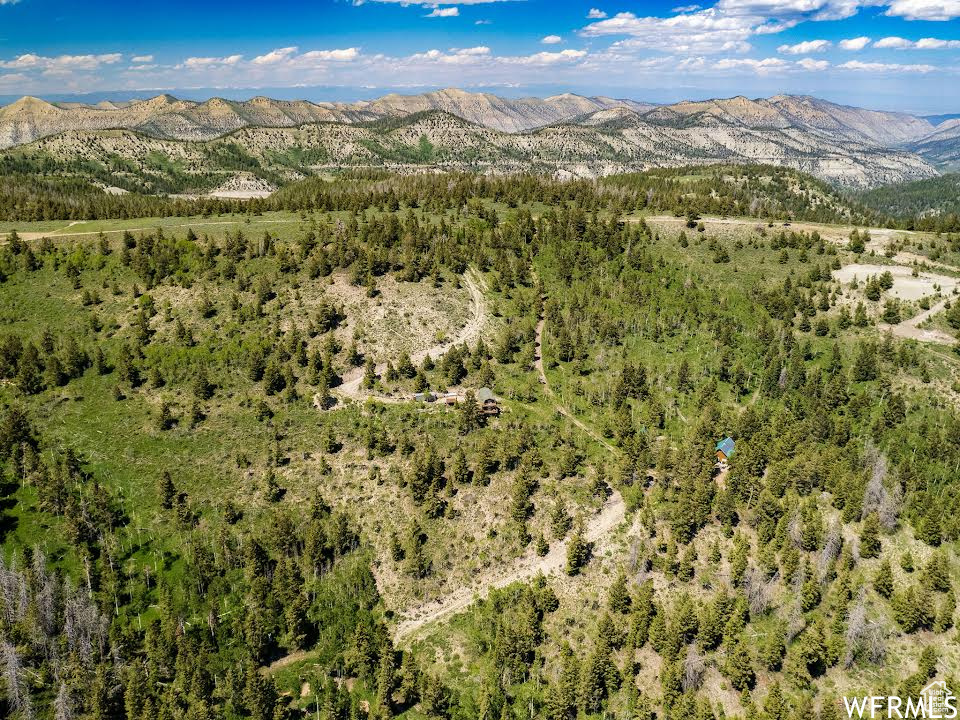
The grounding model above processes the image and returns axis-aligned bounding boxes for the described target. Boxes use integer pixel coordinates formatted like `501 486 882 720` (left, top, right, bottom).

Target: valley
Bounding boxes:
2 169 959 719
0 89 954 191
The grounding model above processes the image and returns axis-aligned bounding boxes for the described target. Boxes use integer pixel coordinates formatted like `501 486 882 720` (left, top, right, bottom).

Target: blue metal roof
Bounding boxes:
716 437 735 457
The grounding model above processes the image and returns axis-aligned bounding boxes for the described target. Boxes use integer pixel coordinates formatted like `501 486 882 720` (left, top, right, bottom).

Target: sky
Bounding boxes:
0 0 959 113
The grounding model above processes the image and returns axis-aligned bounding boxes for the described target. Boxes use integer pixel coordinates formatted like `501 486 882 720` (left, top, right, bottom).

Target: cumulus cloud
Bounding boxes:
408 46 584 66
0 53 123 71
583 10 755 53
839 59 937 72
876 35 960 49
514 49 587 64
711 56 789 72
182 55 243 68
884 0 960 20
426 6 459 16
778 39 831 54
252 47 298 65
587 8 608 18
541 35 562 44
797 57 830 70
300 48 360 61
714 0 865 22
839 36 871 50
874 36 913 48
409 47 494 64
359 0 513 3
915 37 960 48
131 55 155 63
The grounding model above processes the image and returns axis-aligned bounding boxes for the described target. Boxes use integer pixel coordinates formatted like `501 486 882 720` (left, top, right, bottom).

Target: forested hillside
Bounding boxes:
856 174 960 232
0 172 958 719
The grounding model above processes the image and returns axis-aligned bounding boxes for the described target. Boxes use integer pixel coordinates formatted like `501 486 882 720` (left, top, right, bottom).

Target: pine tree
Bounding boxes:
608 571 631 613
724 638 755 691
565 521 588 576
859 512 881 558
159 471 176 510
873 558 894 598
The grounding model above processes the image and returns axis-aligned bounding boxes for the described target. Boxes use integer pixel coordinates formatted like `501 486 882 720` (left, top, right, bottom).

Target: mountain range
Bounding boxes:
0 88 955 188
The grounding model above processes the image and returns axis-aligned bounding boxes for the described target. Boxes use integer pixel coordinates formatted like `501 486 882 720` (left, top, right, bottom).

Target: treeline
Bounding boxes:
0 174 247 222
0 166 902 226
855 174 960 232
0 406 450 719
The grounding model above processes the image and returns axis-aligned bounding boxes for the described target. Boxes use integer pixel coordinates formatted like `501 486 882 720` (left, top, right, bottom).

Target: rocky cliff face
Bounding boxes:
2 88 936 150
13 107 938 189
908 119 960 169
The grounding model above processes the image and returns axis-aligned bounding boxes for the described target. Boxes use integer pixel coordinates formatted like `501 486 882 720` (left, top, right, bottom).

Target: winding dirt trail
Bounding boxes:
9 218 301 243
880 298 955 344
391 295 625 643
324 269 488 406
534 317 619 454
393 489 625 640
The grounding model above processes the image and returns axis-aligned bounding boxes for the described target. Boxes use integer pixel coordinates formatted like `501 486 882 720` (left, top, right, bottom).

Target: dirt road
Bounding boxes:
9 218 301 243
881 298 956 344
534 318 619 454
643 214 958 345
391 298 626 643
393 489 625 640
326 269 488 405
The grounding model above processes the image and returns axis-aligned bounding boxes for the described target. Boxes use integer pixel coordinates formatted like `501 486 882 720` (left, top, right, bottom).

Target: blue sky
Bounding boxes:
0 0 958 112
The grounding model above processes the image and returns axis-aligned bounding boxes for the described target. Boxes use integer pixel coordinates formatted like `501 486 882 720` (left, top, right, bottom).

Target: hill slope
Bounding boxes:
3 108 936 190
0 88 937 151
908 119 960 170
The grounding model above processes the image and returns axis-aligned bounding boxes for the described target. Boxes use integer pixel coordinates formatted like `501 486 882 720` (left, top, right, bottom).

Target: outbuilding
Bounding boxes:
716 437 735 463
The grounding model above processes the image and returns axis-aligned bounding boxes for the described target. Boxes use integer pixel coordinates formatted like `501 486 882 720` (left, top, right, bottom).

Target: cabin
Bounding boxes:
476 387 500 416
442 392 460 406
715 437 735 463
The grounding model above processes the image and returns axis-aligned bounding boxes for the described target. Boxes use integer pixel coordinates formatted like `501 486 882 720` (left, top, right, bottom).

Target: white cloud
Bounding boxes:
839 36 871 50
359 0 514 3
673 4 702 11
475 19 492 24
874 36 913 49
839 59 937 72
426 6 459 16
778 39 831 54
583 10 755 54
711 56 789 72
252 47 298 65
541 35 562 44
512 49 586 64
410 47 493 64
915 37 960 49
300 48 360 61
884 0 960 20
797 57 830 70
714 0 865 22
407 46 585 67
182 55 243 68
0 53 123 71
587 8 607 18
875 36 960 49
131 55 155 63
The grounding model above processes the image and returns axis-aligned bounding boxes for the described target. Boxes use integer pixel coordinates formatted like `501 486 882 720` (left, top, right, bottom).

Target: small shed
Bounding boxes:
476 387 500 416
413 392 436 403
716 437 735 463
